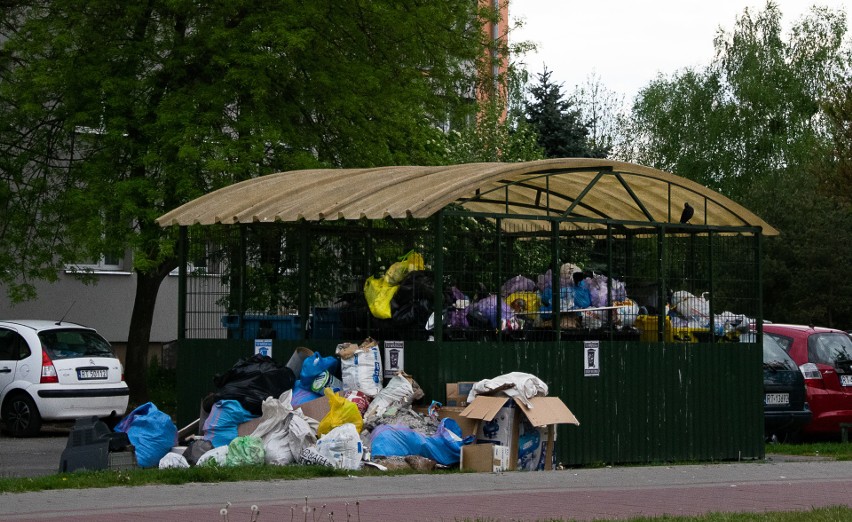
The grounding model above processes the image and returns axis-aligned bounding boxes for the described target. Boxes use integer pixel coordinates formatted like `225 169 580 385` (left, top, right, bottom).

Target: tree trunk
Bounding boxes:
125 266 171 406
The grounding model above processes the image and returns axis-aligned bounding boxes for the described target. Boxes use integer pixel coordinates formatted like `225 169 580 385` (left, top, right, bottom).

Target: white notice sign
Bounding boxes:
384 340 404 378
254 339 272 358
584 340 600 377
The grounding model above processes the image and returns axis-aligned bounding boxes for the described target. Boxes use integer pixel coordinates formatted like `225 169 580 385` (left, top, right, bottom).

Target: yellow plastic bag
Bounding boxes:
364 276 399 319
317 387 363 437
505 291 541 313
384 250 425 285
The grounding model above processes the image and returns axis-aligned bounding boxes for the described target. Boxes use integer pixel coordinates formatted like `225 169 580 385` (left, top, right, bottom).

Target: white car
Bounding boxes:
0 320 129 437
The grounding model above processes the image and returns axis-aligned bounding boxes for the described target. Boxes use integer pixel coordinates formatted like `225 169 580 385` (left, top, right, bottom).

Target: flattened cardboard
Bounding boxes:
298 393 333 422
516 397 579 427
445 382 476 407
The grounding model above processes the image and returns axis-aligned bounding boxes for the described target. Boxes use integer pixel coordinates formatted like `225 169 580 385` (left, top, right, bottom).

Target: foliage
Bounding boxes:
440 63 544 164
525 67 597 158
146 357 177 419
819 76 852 208
619 2 852 327
0 1 487 401
571 73 624 158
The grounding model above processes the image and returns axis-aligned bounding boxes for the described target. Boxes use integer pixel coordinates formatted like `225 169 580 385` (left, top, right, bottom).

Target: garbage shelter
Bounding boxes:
157 158 778 467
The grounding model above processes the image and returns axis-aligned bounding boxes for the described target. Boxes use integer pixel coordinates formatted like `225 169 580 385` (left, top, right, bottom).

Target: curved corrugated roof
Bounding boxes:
156 158 778 235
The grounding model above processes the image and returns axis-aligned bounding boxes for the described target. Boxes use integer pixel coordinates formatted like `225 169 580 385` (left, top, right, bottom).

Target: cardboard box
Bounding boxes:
460 395 579 471
460 443 510 472
435 406 479 437
445 382 476 407
298 393 333 422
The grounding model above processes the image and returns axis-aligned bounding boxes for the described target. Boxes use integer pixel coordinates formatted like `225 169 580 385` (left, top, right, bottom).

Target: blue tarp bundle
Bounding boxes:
370 418 472 466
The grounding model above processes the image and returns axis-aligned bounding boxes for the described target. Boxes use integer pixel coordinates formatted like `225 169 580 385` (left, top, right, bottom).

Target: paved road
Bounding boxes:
2 458 852 521
0 424 70 479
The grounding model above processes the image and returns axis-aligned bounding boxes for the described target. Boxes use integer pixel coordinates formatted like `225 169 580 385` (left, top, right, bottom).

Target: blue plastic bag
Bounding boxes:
370 418 472 466
573 279 591 309
291 382 323 407
202 399 256 448
299 353 340 389
115 402 177 468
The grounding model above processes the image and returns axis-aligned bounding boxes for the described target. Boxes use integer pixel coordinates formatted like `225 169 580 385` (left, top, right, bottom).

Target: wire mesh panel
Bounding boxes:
182 216 763 345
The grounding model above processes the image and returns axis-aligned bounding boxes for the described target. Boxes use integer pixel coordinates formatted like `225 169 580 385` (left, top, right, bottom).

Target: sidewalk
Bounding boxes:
3 459 852 521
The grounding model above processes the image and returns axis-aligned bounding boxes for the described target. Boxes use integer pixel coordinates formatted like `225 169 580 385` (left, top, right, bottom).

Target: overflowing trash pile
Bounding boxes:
88 340 579 474
339 252 754 341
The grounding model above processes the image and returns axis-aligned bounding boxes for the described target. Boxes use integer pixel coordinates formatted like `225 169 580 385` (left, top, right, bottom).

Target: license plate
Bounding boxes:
765 393 789 406
841 375 852 386
77 368 108 380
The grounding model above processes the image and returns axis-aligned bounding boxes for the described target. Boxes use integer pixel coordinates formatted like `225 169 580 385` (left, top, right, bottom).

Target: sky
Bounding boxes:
509 0 850 101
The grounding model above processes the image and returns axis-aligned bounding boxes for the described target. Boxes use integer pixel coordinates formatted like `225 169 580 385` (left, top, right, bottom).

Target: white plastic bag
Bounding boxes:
315 423 363 470
671 291 710 326
338 339 383 397
616 300 640 327
250 393 318 466
362 373 415 423
196 445 229 467
158 452 190 469
467 372 548 408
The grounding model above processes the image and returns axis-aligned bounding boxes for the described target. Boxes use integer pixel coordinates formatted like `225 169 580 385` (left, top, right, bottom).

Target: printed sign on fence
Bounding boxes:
384 340 404 378
254 339 273 358
584 340 600 377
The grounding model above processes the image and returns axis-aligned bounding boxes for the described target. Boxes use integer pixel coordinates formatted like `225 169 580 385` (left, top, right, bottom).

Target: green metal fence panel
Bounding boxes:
177 338 763 466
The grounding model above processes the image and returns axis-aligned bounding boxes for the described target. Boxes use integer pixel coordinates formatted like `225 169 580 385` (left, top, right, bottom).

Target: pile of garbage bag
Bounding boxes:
98 344 572 474
106 338 479 472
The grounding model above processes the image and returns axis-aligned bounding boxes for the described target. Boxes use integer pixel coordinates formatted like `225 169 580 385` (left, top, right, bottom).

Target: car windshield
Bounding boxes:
763 335 796 371
807 333 852 366
38 329 115 360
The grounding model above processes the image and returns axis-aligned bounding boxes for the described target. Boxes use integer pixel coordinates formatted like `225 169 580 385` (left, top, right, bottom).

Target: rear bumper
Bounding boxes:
17 383 130 421
805 408 852 434
37 387 129 398
764 410 812 433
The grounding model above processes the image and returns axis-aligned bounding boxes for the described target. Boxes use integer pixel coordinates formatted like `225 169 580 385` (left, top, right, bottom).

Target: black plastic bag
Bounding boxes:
391 270 454 327
183 439 214 466
211 354 295 416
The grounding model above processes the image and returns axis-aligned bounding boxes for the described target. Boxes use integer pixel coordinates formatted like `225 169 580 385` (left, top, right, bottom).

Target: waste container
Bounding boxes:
310 307 343 339
220 314 302 340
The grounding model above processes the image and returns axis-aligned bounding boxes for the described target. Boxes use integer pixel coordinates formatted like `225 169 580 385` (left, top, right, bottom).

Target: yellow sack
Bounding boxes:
384 250 425 285
364 276 399 319
505 291 541 313
317 387 363 437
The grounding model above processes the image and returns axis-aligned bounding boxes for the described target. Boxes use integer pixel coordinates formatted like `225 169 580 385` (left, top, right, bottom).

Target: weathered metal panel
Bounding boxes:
177 338 764 465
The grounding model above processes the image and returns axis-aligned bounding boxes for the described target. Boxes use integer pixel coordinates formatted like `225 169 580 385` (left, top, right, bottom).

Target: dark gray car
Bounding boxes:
762 334 811 442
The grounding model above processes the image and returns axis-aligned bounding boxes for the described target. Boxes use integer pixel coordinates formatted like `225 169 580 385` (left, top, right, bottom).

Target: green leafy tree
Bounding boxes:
442 64 544 163
620 1 852 326
525 67 595 158
819 77 852 208
0 1 485 403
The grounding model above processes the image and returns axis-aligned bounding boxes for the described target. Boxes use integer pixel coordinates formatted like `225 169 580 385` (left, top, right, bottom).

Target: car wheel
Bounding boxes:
2 393 42 437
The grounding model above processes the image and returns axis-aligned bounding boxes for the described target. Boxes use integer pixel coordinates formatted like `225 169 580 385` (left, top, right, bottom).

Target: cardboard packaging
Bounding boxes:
460 443 511 472
460 395 579 471
445 382 476 407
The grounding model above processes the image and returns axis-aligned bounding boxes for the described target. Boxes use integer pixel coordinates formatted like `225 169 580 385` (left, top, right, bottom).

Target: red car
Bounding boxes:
763 324 852 436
